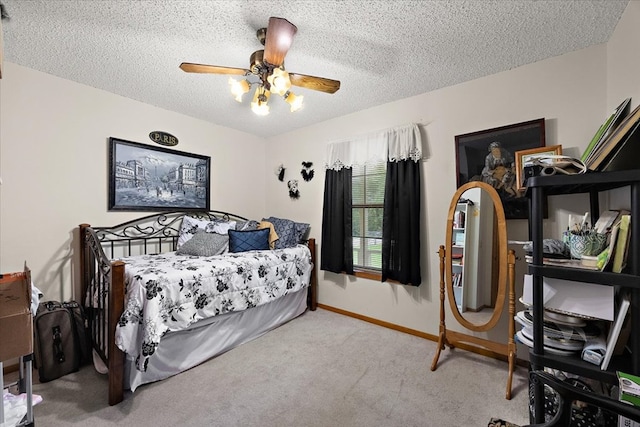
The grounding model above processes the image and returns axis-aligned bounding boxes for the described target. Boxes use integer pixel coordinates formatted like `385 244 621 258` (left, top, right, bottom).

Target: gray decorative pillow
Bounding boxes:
263 216 310 249
176 230 229 256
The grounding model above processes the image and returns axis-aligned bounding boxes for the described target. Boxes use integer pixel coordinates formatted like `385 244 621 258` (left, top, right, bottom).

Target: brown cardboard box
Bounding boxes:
0 267 33 361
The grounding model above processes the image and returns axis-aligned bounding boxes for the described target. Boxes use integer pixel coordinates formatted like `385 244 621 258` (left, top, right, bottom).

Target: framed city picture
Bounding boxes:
108 137 211 211
454 118 546 219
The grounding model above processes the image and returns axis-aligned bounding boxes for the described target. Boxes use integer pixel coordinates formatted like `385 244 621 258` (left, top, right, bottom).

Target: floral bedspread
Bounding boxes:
115 245 312 371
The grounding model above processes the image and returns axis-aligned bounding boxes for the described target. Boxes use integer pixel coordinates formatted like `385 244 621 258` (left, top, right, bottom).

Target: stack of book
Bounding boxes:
452 272 462 287
582 97 640 172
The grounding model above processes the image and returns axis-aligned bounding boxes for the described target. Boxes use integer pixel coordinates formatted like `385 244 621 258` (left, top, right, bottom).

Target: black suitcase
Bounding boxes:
34 301 80 382
62 300 91 365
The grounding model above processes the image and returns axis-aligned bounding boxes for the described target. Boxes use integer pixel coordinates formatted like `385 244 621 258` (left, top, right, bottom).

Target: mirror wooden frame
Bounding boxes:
430 181 517 400
447 181 507 332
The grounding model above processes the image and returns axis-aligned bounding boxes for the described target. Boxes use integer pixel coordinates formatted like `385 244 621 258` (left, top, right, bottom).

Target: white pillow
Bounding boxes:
177 216 208 248
205 220 236 234
177 216 237 248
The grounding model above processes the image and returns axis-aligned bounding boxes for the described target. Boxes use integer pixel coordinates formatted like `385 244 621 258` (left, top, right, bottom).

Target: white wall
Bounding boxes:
607 1 640 111
0 63 266 300
606 0 640 210
265 42 611 344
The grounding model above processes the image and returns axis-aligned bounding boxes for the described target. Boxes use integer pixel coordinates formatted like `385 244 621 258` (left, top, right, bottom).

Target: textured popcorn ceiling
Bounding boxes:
1 0 629 138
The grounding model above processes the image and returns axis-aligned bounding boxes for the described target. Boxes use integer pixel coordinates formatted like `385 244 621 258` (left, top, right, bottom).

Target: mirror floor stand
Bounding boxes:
430 245 517 400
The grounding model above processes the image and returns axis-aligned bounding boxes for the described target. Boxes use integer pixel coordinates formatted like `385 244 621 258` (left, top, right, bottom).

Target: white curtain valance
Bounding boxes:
325 123 423 171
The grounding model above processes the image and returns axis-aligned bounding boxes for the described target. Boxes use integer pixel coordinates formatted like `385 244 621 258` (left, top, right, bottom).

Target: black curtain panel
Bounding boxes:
321 168 354 274
382 160 422 286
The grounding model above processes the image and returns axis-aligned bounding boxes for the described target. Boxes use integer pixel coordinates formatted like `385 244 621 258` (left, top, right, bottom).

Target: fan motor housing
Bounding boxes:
250 50 266 74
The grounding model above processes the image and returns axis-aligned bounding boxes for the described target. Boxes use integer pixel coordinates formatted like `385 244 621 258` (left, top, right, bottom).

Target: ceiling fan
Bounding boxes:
179 17 341 115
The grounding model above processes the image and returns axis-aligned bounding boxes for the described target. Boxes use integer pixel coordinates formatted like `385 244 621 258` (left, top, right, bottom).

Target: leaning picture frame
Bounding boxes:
514 145 563 192
108 137 211 211
455 118 545 219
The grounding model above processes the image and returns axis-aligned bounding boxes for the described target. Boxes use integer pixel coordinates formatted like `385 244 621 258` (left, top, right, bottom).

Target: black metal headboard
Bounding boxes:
91 210 250 259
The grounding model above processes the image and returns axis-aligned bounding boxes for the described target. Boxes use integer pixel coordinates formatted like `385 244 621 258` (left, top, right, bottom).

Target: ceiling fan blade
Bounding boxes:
263 17 297 67
179 62 249 76
289 73 341 94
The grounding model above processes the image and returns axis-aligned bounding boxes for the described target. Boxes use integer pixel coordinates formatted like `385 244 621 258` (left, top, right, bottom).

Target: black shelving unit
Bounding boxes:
526 169 640 424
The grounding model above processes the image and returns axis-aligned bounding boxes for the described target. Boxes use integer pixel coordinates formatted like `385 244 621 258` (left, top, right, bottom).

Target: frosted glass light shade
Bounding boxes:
251 86 271 116
267 68 291 96
285 91 304 112
229 78 250 102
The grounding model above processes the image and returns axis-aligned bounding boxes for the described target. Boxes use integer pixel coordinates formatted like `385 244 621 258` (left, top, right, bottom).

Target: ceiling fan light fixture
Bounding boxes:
251 86 270 116
285 91 303 112
229 77 250 102
267 67 291 96
180 17 340 116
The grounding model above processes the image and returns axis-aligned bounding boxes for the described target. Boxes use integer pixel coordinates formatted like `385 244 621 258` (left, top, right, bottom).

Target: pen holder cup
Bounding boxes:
569 232 607 259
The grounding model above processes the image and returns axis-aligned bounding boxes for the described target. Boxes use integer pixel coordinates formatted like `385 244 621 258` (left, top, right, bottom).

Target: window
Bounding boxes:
352 161 386 270
321 123 422 285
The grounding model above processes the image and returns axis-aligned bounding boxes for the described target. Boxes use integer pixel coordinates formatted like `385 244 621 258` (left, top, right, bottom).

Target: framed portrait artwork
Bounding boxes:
514 145 563 192
108 137 211 211
455 118 546 219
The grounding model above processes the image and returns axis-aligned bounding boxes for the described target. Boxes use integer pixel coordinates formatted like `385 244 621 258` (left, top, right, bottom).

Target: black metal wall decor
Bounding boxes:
108 137 210 211
149 131 179 146
275 164 286 181
301 161 314 181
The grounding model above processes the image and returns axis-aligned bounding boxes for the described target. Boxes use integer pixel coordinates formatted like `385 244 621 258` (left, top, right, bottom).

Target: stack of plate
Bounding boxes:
515 308 601 356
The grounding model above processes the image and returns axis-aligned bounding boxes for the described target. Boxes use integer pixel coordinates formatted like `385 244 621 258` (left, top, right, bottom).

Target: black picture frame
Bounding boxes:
108 137 211 211
455 118 545 219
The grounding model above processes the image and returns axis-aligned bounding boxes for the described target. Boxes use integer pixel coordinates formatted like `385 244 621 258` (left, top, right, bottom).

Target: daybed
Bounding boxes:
79 211 317 405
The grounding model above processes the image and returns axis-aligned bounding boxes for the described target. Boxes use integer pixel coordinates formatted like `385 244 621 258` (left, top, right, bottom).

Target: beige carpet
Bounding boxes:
16 308 530 426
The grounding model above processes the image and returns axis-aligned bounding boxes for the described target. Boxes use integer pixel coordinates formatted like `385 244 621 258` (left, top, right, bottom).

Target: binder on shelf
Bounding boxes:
600 120 640 172
587 103 640 171
582 97 631 164
599 216 623 272
601 292 631 370
612 214 631 273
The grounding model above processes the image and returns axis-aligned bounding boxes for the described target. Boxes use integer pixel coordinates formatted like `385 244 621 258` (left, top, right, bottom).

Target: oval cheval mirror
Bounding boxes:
430 181 517 400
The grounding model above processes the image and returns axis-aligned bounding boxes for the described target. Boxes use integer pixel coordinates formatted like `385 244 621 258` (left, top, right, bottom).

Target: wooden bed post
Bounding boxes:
79 222 125 404
109 260 126 406
308 238 318 311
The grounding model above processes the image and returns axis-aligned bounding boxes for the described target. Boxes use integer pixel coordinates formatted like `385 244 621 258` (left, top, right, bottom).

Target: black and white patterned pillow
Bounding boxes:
176 230 229 256
262 216 310 249
177 216 236 248
236 220 260 231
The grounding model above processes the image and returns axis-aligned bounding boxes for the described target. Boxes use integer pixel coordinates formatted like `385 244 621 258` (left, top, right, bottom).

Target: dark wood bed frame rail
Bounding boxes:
79 211 317 406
